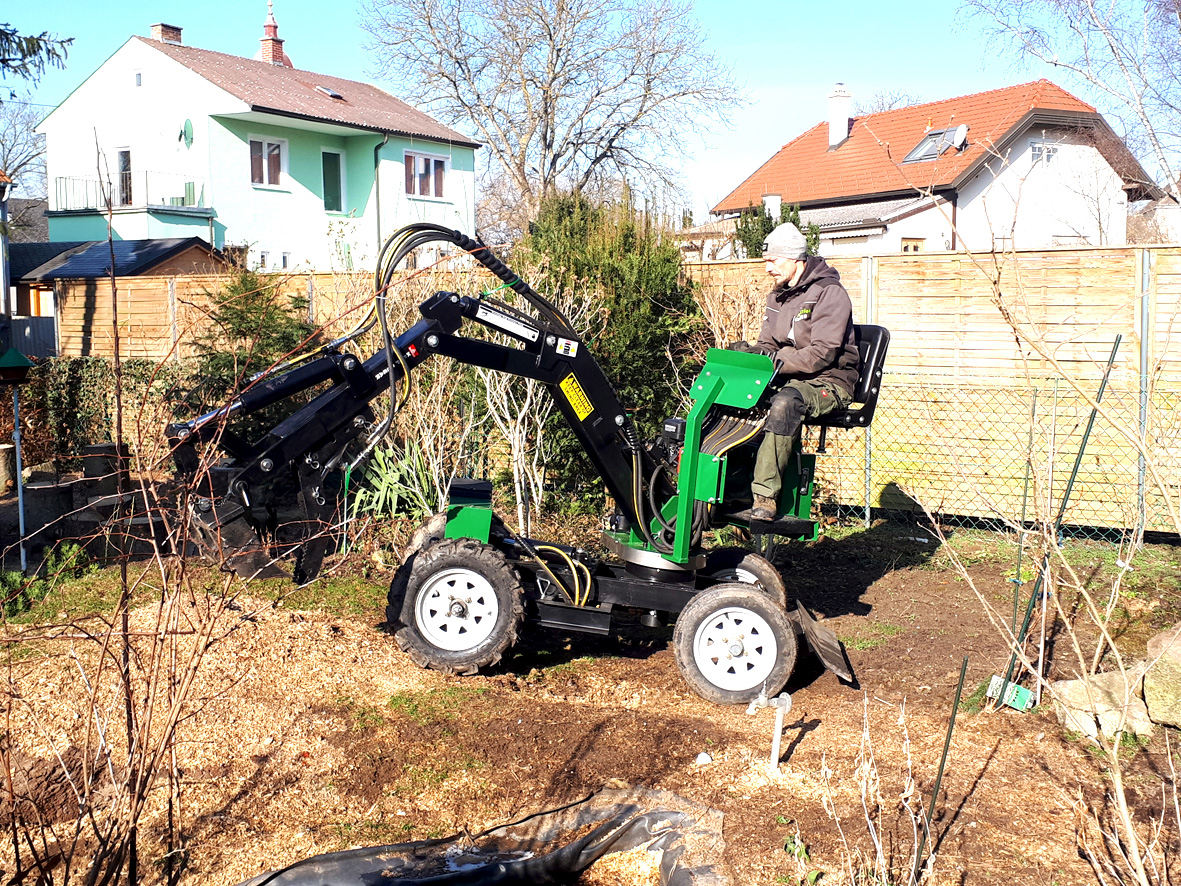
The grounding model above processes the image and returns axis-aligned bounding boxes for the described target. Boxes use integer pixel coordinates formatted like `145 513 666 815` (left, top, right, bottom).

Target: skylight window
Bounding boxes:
904 129 953 163
316 85 344 100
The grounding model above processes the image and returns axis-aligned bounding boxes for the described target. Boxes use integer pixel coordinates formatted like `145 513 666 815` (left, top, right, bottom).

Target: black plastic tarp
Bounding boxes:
235 787 726 885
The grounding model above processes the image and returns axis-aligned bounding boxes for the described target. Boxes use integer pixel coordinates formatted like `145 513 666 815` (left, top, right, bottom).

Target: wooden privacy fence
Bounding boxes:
52 267 495 360
685 247 1181 535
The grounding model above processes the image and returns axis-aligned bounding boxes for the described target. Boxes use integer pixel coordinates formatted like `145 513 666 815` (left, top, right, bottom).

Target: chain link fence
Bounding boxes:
809 375 1180 540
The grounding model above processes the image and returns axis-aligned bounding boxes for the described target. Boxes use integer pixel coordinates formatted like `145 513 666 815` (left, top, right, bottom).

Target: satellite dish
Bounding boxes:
950 123 969 150
179 119 193 149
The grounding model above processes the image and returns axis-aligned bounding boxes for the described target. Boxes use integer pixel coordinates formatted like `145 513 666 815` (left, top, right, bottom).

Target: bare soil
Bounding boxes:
6 519 1181 885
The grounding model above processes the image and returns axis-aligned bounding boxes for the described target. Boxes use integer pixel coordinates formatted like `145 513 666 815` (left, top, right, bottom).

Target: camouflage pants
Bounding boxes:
751 379 848 499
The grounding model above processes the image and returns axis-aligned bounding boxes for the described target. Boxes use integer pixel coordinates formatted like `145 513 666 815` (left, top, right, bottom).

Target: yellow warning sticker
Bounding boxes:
559 373 595 421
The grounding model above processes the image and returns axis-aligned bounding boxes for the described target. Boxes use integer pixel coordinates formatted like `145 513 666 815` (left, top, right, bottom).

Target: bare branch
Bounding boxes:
362 0 740 219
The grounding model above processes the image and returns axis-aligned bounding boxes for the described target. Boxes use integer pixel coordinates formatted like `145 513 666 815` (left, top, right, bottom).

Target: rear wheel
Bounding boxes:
392 537 523 675
673 584 797 704
703 547 788 608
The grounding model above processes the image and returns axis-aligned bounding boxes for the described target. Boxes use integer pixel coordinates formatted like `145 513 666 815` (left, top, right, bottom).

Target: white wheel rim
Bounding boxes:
415 567 500 651
692 605 778 692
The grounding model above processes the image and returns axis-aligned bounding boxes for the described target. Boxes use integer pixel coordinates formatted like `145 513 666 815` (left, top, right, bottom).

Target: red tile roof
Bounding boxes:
712 80 1146 214
137 37 479 147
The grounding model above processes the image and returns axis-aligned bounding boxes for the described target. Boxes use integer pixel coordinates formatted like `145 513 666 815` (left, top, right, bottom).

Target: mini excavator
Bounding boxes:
168 224 890 704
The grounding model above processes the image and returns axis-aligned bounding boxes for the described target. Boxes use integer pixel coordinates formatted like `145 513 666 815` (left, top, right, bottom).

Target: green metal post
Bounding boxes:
996 336 1121 708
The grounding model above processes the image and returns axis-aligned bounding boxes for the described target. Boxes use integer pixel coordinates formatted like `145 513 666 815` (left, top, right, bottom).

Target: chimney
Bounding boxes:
150 23 183 44
260 1 292 67
828 82 852 149
762 194 782 221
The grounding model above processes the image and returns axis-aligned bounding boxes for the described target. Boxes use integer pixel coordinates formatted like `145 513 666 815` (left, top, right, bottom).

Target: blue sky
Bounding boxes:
6 0 1047 220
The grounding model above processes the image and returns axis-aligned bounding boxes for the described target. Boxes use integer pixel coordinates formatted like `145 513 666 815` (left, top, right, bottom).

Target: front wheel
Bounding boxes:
673 584 798 704
393 537 523 675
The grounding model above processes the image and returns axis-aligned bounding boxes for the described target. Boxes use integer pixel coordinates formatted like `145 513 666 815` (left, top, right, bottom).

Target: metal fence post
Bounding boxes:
864 256 876 527
1138 247 1153 536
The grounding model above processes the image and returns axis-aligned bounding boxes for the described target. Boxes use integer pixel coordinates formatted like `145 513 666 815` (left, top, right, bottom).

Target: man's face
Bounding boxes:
765 256 804 286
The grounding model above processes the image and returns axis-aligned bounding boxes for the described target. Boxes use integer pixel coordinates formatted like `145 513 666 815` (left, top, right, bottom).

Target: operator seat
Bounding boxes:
807 323 891 432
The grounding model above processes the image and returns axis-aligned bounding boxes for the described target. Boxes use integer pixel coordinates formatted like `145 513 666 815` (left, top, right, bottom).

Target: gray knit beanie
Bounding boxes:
762 222 808 260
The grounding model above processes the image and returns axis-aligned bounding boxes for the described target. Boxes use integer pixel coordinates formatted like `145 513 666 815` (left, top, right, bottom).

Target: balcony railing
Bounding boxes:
53 173 207 212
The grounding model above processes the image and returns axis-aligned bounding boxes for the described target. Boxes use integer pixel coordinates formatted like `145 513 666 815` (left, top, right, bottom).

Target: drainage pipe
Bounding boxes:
373 133 390 252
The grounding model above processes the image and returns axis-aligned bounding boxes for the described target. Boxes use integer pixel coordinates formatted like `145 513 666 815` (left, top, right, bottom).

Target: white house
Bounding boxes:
38 11 480 271
711 81 1159 257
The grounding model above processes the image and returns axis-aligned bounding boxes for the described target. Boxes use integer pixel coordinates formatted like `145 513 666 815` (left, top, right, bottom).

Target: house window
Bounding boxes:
1032 142 1058 166
901 238 924 253
405 152 446 198
250 138 286 186
322 150 343 212
117 149 133 205
281 252 290 269
259 251 269 269
135 72 142 87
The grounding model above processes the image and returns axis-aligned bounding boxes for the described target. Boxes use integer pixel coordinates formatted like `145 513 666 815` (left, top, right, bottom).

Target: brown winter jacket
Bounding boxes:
756 256 860 396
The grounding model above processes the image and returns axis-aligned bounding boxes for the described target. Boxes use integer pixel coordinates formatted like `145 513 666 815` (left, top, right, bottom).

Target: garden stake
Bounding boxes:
1011 389 1036 634
914 655 968 884
340 464 353 555
746 690 793 774
996 336 1121 709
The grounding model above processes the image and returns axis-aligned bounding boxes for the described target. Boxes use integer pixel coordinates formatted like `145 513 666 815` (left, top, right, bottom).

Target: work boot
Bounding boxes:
750 495 777 522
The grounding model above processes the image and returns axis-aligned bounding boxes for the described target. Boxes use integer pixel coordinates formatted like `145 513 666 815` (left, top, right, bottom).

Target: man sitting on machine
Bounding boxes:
732 222 860 521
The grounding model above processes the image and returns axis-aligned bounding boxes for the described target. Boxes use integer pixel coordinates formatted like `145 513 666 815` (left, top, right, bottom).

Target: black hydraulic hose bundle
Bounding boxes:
361 223 679 554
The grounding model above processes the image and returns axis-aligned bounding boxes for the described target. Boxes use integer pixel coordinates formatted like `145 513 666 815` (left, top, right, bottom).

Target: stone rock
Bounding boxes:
21 460 56 483
1051 665 1153 741
1144 624 1181 728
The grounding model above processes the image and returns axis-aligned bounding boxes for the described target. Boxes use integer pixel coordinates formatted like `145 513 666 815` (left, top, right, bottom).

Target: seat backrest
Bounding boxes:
850 323 890 406
808 323 891 430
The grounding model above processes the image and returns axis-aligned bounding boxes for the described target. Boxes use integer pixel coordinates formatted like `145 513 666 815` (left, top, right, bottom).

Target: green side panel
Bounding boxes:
689 348 775 408
444 505 492 543
616 350 777 562
774 450 818 541
668 350 776 562
693 454 725 503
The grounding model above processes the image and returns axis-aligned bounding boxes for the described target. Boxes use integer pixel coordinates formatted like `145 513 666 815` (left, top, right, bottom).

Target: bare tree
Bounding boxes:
0 97 46 198
363 0 739 221
854 88 924 115
964 0 1181 201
